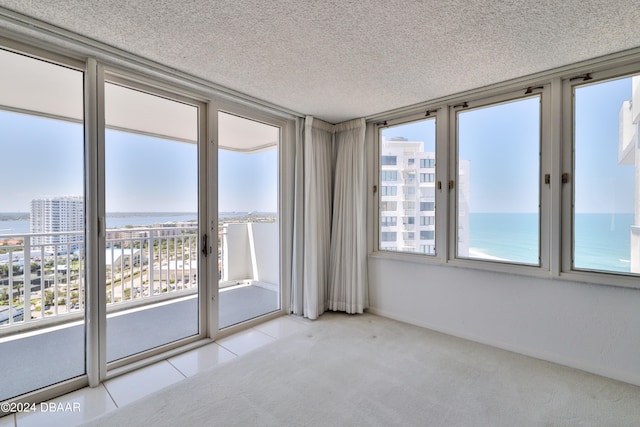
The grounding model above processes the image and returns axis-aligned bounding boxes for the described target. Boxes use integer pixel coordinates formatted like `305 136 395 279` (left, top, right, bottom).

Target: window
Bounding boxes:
381 186 397 196
420 245 435 255
381 170 398 181
381 155 397 165
380 201 397 211
379 118 436 255
0 48 86 401
420 201 435 211
218 112 281 328
381 216 397 227
420 173 435 183
381 232 397 242
372 59 638 287
402 216 415 225
456 96 541 265
572 74 639 275
420 158 435 168
420 230 435 240
104 81 201 361
420 216 435 226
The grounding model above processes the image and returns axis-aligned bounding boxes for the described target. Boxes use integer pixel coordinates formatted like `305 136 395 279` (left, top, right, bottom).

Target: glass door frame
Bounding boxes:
95 64 211 378
210 100 293 338
0 41 295 405
0 39 91 405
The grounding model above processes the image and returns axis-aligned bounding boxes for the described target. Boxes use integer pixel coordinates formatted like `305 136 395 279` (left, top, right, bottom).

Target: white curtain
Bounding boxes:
291 117 306 316
291 116 368 319
292 116 335 319
328 118 368 313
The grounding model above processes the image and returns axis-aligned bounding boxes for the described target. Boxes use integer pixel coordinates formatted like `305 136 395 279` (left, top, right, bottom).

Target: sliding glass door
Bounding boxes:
0 44 287 403
0 48 86 400
104 81 201 362
217 111 280 328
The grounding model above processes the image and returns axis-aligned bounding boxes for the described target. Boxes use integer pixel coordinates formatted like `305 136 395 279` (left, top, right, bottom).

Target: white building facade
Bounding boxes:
619 76 640 273
380 136 469 256
30 196 84 249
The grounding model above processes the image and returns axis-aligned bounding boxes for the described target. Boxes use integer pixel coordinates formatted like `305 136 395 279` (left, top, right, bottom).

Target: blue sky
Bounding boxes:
574 77 634 214
219 148 278 213
382 100 540 213
106 129 198 212
458 96 540 213
0 111 83 212
382 118 436 152
0 110 278 213
0 77 635 215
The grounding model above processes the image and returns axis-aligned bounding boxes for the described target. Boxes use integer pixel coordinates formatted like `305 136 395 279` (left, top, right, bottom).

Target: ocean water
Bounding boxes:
573 213 633 273
106 213 197 228
468 213 539 265
0 219 29 234
0 214 198 233
2 212 634 273
0 212 268 234
468 213 633 273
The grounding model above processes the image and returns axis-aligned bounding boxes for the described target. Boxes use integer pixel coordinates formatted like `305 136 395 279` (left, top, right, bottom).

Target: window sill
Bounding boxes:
368 251 640 290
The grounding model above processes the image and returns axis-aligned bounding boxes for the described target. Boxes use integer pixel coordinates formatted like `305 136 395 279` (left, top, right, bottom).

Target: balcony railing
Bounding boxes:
105 226 199 305
0 226 199 329
1 221 279 333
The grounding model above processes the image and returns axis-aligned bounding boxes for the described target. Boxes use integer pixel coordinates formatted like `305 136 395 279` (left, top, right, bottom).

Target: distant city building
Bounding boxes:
106 221 197 241
618 75 640 273
380 136 469 255
30 196 84 250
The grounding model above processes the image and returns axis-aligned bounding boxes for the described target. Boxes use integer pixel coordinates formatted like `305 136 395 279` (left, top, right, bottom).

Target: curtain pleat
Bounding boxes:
291 117 305 316
291 116 367 319
328 118 368 313
292 116 334 319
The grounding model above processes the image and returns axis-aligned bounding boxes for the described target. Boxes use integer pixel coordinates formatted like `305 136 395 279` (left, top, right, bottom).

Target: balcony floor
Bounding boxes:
0 284 278 401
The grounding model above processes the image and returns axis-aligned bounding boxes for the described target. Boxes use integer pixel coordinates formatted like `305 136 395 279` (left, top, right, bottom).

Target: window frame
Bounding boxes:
371 60 640 289
210 100 293 332
450 89 549 270
99 68 210 375
372 88 554 276
0 35 297 405
0 42 93 405
375 112 442 259
561 64 640 286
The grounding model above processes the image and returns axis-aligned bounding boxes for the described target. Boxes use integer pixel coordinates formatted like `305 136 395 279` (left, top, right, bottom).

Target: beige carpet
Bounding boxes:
84 313 640 426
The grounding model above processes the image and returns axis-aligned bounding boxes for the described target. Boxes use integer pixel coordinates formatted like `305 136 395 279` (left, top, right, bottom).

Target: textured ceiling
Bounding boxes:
1 1 640 123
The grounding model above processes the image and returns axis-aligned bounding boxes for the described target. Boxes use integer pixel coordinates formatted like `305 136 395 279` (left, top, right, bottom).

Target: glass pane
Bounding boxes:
380 119 436 255
105 83 199 362
218 112 279 329
457 97 540 264
0 49 85 400
574 75 638 274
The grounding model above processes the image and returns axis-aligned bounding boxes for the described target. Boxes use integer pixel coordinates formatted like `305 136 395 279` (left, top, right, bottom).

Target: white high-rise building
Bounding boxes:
30 196 84 250
618 76 640 273
380 136 469 256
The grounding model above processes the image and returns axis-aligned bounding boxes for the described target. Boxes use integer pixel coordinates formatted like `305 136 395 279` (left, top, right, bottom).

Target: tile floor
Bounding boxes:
3 315 311 427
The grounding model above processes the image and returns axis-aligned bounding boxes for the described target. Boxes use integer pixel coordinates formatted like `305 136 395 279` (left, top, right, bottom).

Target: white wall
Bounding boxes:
224 224 252 280
368 257 640 386
224 222 279 286
251 222 279 286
